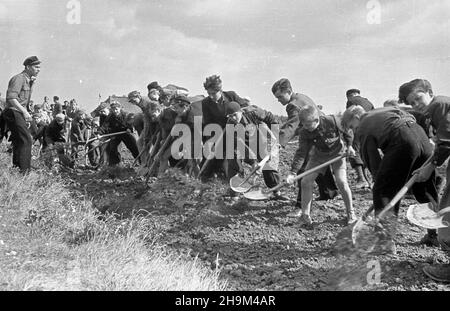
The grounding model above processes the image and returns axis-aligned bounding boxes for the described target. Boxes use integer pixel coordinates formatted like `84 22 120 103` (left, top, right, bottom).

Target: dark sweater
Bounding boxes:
201 91 248 128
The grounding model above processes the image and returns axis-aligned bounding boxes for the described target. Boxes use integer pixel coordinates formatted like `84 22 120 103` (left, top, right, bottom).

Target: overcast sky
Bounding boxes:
1 0 450 115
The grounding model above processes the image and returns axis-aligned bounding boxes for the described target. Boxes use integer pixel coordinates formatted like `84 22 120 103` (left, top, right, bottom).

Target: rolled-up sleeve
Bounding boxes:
6 74 24 102
279 104 300 147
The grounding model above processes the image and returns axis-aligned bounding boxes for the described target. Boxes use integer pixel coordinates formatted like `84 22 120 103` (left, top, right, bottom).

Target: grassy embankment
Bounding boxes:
0 148 227 291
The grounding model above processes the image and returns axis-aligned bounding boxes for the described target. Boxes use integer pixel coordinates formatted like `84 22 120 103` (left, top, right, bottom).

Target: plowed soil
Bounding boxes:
66 143 450 291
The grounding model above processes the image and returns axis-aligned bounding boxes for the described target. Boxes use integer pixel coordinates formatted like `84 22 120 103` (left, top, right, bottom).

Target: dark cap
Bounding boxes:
172 94 191 106
225 101 241 115
346 89 361 97
110 101 121 108
147 81 162 92
23 56 41 67
127 91 141 101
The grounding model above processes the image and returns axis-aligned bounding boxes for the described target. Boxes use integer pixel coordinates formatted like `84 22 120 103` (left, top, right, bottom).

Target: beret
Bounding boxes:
23 56 41 66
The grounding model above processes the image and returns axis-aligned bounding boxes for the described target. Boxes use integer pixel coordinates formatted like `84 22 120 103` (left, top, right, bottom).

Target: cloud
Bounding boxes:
1 0 450 115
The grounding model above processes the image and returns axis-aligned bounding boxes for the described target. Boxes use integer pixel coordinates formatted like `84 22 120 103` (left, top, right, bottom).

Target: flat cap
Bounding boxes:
110 101 121 108
23 56 41 67
172 94 191 105
346 89 361 97
147 81 162 91
127 91 141 101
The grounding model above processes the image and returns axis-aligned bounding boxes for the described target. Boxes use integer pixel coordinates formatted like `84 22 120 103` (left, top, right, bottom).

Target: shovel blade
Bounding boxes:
230 174 254 193
350 219 376 250
407 203 450 229
243 188 272 201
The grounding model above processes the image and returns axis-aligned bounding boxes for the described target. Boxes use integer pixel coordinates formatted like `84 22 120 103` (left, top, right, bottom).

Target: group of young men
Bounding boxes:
3 56 450 283
0 56 105 169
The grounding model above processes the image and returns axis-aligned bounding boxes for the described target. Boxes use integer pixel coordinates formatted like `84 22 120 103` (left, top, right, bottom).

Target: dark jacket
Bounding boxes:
278 93 321 147
241 105 278 127
70 117 88 142
424 95 450 166
201 91 249 128
354 107 419 175
291 115 351 172
45 120 66 145
99 111 133 135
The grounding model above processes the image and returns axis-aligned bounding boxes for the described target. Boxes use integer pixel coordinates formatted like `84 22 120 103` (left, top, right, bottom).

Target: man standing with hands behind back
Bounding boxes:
3 56 41 173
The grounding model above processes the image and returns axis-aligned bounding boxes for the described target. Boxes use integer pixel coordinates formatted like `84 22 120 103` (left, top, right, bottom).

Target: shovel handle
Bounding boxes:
198 129 227 177
264 154 347 194
238 152 273 187
85 131 128 145
378 155 433 220
438 207 450 217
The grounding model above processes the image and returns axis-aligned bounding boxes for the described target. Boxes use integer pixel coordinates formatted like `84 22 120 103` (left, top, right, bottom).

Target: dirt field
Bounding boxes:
67 143 450 291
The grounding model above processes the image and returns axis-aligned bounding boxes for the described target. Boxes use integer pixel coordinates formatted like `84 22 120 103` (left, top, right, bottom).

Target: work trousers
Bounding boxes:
2 109 32 172
107 133 139 166
367 122 437 215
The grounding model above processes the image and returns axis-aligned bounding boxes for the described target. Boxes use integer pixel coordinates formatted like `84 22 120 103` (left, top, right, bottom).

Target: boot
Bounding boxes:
272 191 290 202
346 209 357 225
423 264 450 283
354 165 370 189
420 229 440 247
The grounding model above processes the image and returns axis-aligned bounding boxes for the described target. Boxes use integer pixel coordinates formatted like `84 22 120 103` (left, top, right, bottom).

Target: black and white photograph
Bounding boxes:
1 0 450 297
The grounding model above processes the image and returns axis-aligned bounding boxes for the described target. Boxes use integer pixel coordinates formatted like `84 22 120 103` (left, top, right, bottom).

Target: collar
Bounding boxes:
21 70 33 83
422 96 436 117
287 93 300 105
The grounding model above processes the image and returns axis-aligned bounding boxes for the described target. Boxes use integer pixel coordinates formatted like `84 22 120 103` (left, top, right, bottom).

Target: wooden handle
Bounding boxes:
438 207 450 217
198 129 226 177
378 155 434 220
264 154 346 194
292 154 346 183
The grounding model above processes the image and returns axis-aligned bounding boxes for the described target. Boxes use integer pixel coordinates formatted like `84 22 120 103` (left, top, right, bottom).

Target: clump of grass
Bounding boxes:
0 147 227 291
74 235 227 291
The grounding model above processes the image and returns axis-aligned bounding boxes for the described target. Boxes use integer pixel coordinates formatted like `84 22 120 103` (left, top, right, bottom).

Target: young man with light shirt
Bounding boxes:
3 56 41 172
271 78 339 209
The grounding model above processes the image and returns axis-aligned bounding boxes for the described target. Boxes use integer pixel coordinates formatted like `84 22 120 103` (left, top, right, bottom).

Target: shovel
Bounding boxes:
84 131 128 146
230 148 276 193
351 156 433 250
407 204 450 229
230 155 269 193
244 154 346 201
